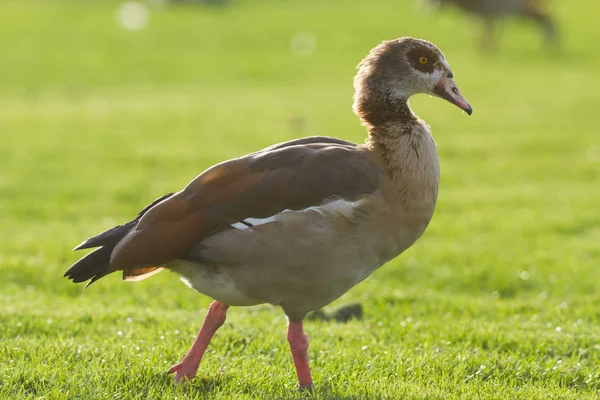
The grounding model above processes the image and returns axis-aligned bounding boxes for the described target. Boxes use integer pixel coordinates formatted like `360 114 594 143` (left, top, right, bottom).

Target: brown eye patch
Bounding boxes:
407 46 439 74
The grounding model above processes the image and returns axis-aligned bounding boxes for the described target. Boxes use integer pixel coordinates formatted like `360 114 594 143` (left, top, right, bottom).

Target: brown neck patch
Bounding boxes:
353 90 417 132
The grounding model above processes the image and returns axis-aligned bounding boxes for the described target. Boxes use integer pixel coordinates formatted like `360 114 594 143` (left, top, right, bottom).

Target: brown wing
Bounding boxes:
109 137 382 272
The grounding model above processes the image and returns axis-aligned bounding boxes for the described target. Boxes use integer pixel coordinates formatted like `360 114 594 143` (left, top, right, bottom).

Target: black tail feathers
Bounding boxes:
65 193 175 287
64 246 113 288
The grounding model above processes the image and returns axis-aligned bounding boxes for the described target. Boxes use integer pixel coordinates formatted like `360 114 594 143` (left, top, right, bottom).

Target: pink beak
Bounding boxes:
433 73 472 115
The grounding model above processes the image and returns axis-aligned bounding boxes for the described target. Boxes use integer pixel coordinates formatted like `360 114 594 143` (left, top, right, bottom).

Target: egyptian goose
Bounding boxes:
65 37 472 391
427 0 559 50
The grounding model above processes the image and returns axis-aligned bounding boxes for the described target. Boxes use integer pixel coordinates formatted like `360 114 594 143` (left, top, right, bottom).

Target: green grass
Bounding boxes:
1 0 600 398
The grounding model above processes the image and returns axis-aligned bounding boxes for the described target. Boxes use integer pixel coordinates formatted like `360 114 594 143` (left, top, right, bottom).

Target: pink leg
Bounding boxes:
168 301 229 382
287 320 314 391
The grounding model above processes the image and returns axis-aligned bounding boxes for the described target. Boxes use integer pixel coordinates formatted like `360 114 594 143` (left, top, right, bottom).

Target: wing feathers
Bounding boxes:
80 139 382 274
110 208 206 269
73 193 175 251
73 221 135 251
108 166 266 269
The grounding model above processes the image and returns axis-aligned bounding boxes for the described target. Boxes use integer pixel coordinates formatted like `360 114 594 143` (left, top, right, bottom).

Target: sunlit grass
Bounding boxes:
1 1 599 398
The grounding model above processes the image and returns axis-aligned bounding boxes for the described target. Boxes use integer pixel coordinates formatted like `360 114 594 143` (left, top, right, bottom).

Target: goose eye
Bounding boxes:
419 57 428 64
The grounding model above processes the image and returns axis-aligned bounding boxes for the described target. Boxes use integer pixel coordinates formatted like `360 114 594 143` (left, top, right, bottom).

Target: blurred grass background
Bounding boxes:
1 0 600 399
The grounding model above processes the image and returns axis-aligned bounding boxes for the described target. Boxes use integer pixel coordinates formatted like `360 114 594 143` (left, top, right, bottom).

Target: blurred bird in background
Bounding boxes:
422 0 559 51
166 0 230 6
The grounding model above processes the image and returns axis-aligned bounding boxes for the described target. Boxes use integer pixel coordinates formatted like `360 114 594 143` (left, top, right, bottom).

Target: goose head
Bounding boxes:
353 37 472 127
